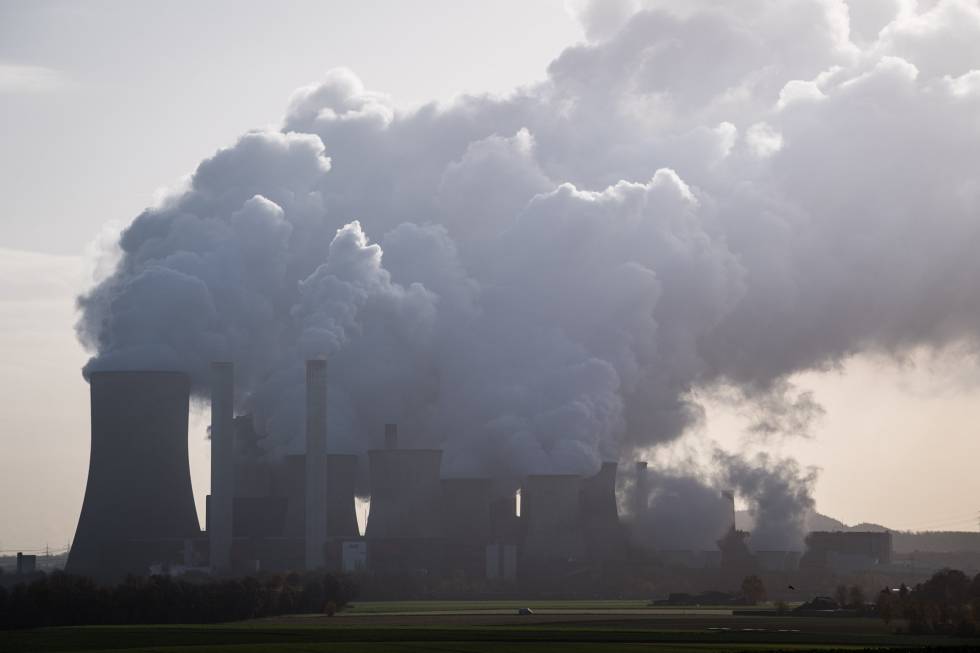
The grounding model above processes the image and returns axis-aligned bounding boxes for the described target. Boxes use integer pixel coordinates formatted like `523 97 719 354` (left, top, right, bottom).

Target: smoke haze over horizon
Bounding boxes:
52 1 980 550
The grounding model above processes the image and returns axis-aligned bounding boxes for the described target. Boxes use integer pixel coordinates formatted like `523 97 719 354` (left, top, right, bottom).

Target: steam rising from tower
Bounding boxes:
73 1 980 547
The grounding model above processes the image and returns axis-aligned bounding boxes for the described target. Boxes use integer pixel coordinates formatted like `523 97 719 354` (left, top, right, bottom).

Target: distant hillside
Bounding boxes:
849 522 889 532
734 509 844 533
735 510 980 553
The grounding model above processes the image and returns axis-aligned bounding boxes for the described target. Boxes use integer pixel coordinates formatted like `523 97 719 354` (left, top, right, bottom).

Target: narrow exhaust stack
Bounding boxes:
721 489 736 532
209 362 234 572
305 359 328 569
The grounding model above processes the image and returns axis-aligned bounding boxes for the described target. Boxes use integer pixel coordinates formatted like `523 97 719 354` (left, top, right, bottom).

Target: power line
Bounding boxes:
901 515 980 532
0 547 69 555
899 510 980 531
899 508 980 529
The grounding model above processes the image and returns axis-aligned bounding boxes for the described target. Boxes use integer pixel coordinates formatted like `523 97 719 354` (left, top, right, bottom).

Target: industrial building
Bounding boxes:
66 360 863 582
801 530 893 571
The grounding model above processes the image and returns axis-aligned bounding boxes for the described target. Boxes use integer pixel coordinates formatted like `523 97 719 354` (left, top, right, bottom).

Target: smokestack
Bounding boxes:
67 371 200 581
305 359 328 569
384 423 398 449
209 362 234 572
721 489 736 532
521 474 586 567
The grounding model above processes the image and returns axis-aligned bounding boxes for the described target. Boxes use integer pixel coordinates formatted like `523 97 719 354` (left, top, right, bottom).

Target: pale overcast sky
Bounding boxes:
3 0 980 552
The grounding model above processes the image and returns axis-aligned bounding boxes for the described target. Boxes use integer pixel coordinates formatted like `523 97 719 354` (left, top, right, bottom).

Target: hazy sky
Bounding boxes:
3 0 980 552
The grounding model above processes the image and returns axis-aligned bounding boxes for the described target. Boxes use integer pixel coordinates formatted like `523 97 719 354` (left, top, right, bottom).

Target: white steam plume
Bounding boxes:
79 0 980 498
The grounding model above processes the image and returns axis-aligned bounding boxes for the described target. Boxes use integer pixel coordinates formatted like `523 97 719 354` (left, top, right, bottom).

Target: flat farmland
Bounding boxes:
2 600 975 652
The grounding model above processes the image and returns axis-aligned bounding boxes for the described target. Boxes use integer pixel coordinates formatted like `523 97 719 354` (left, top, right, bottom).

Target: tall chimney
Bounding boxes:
209 362 234 572
721 489 736 532
305 359 328 569
384 423 398 449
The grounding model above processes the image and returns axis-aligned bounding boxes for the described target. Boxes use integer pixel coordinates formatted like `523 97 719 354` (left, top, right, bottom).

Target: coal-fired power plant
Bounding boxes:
66 361 893 582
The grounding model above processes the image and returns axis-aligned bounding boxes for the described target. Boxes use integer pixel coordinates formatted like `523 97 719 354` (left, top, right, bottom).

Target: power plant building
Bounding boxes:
801 530 893 571
69 361 826 583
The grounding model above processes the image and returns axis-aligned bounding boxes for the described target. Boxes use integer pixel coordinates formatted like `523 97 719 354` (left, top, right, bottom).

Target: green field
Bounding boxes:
343 599 657 613
2 600 976 652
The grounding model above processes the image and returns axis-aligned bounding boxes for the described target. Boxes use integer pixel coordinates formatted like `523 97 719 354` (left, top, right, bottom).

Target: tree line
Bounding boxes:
0 571 357 629
878 568 980 636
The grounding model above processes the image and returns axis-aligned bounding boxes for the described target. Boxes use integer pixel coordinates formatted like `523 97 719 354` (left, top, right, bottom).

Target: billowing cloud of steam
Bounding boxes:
78 0 980 493
627 452 816 550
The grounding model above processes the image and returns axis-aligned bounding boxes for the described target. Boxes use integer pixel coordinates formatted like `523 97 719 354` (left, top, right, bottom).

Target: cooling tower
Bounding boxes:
326 454 359 537
521 474 586 566
279 453 359 539
580 462 626 562
441 477 493 577
305 359 328 569
209 362 234 572
67 371 200 580
365 445 443 539
232 496 287 538
490 493 521 543
281 454 308 539
441 478 492 541
633 460 648 519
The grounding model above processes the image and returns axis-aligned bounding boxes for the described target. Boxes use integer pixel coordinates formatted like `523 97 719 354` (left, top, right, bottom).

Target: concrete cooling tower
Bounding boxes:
365 425 441 537
441 477 493 578
580 462 627 562
521 474 586 568
365 447 443 539
305 358 328 569
364 426 443 573
67 371 201 580
279 453 359 539
441 478 492 541
326 454 360 537
209 362 234 572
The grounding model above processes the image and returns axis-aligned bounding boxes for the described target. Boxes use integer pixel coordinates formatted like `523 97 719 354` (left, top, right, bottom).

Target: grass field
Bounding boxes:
343 599 673 613
2 600 976 652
